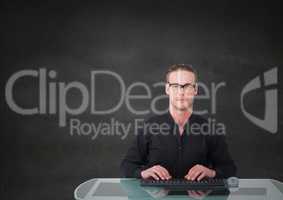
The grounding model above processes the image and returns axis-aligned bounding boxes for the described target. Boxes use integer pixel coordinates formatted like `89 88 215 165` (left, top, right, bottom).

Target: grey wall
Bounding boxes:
1 1 282 200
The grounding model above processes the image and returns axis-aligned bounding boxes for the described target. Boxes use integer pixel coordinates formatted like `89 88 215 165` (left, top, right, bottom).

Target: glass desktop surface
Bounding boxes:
74 178 283 200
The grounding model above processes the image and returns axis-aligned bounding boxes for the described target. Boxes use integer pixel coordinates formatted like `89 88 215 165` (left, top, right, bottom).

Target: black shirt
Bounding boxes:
120 112 237 179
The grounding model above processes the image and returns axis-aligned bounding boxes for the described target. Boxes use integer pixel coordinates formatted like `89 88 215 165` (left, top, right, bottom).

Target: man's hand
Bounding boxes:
141 165 172 180
184 164 216 181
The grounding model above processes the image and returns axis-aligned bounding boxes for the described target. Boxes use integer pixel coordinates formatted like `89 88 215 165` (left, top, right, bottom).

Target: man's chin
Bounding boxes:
174 105 190 112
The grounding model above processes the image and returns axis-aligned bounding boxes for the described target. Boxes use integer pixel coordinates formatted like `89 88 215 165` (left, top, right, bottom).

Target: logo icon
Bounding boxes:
240 67 278 134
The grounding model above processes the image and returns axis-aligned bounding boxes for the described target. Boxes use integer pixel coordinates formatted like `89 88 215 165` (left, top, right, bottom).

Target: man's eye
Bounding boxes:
184 84 192 88
185 84 194 89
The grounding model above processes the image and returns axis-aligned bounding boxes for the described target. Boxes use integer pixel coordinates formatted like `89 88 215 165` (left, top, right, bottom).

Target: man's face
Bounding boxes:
165 70 197 112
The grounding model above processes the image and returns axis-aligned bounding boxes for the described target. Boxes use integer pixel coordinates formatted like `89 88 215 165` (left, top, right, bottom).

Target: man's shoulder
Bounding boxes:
145 112 208 123
190 113 208 124
145 113 171 123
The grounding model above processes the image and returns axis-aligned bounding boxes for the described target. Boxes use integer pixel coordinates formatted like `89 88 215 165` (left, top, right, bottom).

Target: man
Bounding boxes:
120 64 236 181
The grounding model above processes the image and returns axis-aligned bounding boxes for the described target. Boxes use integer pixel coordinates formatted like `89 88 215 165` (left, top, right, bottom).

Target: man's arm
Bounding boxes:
207 135 237 178
120 131 149 178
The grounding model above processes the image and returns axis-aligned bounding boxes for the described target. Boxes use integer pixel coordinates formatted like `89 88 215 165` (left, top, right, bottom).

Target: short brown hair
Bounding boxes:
165 64 198 82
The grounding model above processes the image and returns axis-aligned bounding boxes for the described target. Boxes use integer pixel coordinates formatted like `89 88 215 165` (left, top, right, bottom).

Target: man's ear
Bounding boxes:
165 83 170 95
194 83 198 96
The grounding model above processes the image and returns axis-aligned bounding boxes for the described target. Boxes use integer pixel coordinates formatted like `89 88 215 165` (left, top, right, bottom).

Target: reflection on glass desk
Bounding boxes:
74 178 283 200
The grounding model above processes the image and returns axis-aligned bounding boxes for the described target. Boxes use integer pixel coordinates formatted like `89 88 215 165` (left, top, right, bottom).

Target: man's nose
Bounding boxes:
177 87 185 93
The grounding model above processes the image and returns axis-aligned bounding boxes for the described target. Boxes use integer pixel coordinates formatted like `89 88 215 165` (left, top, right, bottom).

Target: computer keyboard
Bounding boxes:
140 178 228 190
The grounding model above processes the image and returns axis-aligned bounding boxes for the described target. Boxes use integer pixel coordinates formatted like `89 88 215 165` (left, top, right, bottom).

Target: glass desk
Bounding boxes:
74 178 283 200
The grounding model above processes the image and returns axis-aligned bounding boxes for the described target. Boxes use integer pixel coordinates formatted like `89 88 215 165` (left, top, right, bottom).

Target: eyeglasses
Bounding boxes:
167 82 196 92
